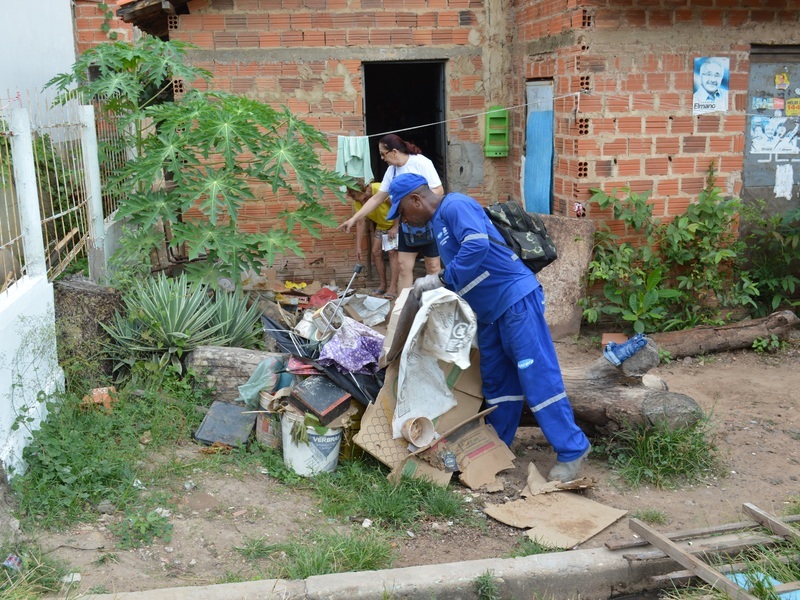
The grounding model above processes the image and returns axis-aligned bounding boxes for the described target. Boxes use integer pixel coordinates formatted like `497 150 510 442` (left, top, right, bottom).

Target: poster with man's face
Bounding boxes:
693 57 730 115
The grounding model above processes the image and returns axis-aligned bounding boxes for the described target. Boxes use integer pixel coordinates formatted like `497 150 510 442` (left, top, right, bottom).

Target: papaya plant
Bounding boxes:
47 37 353 286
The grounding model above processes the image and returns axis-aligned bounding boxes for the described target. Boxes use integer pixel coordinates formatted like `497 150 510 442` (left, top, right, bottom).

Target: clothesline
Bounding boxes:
360 91 785 140
364 93 580 139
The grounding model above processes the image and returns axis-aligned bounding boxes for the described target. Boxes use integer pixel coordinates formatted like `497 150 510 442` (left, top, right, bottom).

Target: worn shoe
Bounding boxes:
547 445 592 483
603 333 648 366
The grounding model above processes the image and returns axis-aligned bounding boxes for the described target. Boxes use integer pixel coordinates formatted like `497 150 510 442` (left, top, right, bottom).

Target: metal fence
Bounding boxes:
0 116 25 293
0 90 123 287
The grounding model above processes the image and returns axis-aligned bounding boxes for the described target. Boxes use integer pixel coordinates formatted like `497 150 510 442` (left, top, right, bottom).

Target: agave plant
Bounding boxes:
210 289 264 349
103 273 260 374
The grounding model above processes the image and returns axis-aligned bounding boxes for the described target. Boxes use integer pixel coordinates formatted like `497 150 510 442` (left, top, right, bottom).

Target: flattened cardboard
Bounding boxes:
353 360 484 470
484 463 626 548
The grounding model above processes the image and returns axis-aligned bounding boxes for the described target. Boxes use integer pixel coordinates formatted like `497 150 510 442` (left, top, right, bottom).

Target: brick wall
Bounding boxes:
74 0 135 56
516 0 800 243
168 0 508 283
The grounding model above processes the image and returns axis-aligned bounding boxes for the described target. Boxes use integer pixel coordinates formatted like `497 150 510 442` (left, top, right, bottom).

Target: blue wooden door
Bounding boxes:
524 82 554 214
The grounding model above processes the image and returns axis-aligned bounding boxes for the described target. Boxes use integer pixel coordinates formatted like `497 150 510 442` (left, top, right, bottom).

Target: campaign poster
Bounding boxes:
693 57 730 115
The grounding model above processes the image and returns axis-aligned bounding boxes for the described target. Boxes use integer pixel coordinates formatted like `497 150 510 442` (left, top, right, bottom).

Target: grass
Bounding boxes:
605 416 724 489
630 508 669 525
0 544 68 599
310 459 471 530
473 570 502 600
237 530 394 580
505 535 563 558
11 366 210 530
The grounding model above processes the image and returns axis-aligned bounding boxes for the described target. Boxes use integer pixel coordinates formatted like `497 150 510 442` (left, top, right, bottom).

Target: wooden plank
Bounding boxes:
623 532 782 562
743 503 800 544
629 518 760 600
775 581 800 594
653 555 798 586
606 514 800 551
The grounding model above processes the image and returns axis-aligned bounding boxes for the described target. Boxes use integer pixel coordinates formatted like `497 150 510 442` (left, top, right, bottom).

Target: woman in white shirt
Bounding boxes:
340 134 443 294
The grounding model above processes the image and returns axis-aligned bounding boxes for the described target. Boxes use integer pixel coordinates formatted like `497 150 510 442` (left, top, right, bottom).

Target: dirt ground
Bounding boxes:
13 332 800 597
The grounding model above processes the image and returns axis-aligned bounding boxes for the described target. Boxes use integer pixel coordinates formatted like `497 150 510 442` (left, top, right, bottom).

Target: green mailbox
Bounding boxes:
484 106 509 157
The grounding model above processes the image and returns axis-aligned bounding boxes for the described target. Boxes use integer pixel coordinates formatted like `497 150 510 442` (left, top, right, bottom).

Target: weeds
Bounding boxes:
752 335 788 354
473 570 502 600
110 509 173 549
630 508 669 525
312 459 470 529
0 544 67 599
11 367 207 529
240 530 393 580
506 536 562 558
606 417 723 488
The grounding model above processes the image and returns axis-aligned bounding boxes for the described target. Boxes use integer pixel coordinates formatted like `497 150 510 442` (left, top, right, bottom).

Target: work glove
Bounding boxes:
413 273 444 296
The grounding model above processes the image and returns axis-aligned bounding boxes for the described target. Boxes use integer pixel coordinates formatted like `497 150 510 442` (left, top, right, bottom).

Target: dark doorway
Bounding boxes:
363 61 447 189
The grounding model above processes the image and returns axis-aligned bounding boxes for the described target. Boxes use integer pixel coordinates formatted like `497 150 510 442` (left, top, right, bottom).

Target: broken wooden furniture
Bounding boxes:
613 504 800 599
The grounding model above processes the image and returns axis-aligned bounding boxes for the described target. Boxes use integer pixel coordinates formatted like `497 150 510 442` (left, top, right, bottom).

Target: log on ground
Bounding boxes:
648 310 799 359
560 341 703 436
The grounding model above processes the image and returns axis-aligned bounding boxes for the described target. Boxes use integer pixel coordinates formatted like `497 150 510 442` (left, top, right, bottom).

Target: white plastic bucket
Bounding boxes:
281 411 342 476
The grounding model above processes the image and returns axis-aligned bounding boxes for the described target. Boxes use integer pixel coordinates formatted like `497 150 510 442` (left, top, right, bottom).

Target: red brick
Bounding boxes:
645 157 669 176
670 117 694 134
628 138 652 155
682 136 707 153
603 138 628 155
655 137 680 154
618 159 641 176
649 10 672 27
680 177 705 195
709 136 734 153
645 117 669 134
671 157 696 174
618 117 642 134
656 179 679 196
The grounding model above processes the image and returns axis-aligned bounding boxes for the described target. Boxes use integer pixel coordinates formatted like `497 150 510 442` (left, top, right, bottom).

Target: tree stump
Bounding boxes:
186 346 288 403
560 341 703 436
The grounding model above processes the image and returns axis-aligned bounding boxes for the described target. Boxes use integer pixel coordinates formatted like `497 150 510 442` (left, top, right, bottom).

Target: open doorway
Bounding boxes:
363 61 447 189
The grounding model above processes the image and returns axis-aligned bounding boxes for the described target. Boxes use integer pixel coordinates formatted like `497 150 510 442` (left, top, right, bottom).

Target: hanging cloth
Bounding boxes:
335 135 374 182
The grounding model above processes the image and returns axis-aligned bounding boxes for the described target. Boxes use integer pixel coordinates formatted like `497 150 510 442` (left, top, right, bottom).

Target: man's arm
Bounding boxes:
439 199 492 290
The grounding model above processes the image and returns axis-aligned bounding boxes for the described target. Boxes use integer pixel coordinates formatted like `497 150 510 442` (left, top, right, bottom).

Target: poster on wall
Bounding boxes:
692 57 729 115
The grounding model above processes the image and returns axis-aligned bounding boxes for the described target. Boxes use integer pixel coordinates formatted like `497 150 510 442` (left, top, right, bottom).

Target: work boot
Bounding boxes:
547 445 591 483
603 333 648 366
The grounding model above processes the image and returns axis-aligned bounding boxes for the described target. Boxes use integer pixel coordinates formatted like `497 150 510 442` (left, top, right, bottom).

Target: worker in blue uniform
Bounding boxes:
386 173 591 482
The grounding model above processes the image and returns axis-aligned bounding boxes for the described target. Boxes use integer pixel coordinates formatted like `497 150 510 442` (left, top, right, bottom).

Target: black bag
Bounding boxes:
484 200 557 273
401 223 435 247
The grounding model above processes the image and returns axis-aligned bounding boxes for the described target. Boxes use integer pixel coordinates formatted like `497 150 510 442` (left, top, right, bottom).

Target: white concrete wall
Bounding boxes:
0 0 76 97
0 0 75 478
0 276 64 475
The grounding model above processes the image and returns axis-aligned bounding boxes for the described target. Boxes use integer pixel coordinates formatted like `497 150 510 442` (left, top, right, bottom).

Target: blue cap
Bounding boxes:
387 173 428 221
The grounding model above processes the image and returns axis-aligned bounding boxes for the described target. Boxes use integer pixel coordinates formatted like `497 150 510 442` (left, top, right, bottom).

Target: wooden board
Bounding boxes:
629 518 759 600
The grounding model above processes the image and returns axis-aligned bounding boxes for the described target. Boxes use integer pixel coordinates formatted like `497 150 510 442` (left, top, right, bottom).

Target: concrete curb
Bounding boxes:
82 545 680 599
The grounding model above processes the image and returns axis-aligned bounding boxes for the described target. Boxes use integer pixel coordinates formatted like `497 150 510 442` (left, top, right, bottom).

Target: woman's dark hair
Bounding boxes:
379 133 422 155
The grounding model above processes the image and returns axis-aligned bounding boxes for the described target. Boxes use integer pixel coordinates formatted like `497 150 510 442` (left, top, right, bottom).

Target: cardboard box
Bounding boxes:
353 348 515 488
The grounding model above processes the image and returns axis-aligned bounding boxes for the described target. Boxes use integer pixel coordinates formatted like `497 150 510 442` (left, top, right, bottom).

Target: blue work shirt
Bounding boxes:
433 193 539 323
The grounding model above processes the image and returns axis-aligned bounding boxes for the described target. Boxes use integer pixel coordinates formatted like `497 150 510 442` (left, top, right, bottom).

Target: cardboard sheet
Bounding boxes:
484 463 626 548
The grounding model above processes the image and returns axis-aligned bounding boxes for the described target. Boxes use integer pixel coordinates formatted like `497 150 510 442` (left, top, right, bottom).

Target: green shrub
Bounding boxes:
583 164 759 333
102 273 261 374
737 201 800 317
